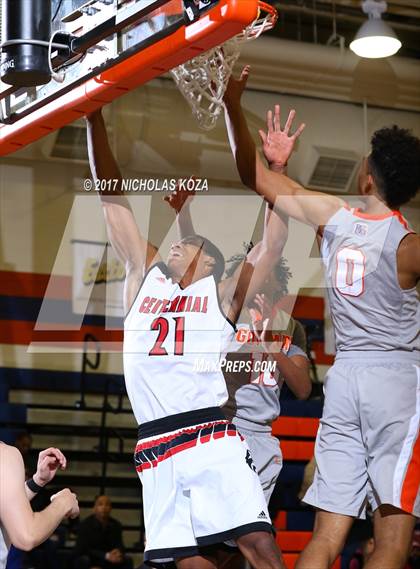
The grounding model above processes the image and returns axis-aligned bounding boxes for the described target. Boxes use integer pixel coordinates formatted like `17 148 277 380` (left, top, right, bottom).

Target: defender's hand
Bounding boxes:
33 447 67 487
259 105 306 172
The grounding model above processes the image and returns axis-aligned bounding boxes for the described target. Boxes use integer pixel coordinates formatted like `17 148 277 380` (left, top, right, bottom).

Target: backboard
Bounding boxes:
0 0 262 156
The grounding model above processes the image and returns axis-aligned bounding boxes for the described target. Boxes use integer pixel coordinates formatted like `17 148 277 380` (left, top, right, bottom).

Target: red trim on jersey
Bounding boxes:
401 431 420 513
393 210 410 230
353 208 394 220
352 208 411 229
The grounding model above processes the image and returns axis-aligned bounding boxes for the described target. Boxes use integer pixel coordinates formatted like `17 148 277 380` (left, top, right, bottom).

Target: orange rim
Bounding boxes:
257 1 279 31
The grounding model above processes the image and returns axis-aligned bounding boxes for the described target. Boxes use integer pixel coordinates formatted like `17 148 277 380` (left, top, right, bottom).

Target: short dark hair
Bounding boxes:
181 235 225 282
369 126 420 209
226 242 292 297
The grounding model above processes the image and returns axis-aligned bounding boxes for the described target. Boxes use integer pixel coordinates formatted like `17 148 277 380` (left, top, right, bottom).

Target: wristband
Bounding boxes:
26 477 44 493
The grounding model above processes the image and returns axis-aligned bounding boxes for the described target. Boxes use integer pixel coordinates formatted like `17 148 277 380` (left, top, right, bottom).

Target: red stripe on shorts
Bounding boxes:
401 431 420 512
135 423 238 472
135 420 229 453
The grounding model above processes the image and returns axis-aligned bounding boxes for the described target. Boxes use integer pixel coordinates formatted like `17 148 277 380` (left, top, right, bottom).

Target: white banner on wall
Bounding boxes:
72 239 125 319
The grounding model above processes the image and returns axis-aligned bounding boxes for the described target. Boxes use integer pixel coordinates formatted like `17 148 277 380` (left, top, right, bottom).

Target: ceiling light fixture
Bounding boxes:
350 0 402 59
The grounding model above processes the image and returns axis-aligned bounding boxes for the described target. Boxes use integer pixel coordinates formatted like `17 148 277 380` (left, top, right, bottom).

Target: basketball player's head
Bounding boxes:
358 126 420 208
167 235 225 282
263 256 292 299
226 247 291 301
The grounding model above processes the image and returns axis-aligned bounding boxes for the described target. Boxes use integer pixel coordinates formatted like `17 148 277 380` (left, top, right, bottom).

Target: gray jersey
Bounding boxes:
321 207 419 353
222 310 307 432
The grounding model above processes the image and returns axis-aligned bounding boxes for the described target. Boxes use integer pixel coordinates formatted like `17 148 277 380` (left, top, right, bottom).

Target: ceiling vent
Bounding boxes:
47 123 89 162
43 117 113 163
299 146 360 194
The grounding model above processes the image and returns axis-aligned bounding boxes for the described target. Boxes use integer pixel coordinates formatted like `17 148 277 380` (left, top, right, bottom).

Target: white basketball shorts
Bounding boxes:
134 407 272 565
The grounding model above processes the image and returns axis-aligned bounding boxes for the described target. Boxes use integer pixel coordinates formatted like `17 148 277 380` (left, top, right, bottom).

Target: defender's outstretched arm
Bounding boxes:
223 68 344 229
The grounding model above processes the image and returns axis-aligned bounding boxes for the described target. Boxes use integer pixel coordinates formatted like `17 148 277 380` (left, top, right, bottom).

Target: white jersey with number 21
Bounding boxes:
124 263 235 425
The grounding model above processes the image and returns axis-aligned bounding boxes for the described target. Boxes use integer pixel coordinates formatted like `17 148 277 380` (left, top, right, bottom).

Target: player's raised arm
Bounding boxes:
86 109 160 313
221 85 307 322
223 68 344 229
220 201 288 324
164 184 196 238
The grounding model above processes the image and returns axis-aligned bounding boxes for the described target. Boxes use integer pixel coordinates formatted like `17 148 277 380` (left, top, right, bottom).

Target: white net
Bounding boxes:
171 6 276 130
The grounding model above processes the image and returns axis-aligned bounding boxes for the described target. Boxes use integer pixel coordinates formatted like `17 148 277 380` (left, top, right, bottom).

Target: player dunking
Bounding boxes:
86 109 286 569
223 66 420 569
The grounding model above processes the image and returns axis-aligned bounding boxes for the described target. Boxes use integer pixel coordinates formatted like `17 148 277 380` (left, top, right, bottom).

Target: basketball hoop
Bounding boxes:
171 1 278 130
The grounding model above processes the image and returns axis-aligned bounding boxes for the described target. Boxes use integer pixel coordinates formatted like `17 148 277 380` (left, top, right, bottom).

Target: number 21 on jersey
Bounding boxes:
335 247 366 297
149 317 185 356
